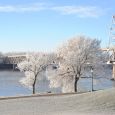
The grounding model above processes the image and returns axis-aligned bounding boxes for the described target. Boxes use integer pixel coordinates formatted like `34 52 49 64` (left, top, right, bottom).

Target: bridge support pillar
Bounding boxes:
112 64 115 80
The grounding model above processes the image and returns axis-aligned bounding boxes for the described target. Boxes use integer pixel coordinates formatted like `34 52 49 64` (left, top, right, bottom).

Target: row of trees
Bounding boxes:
18 35 109 94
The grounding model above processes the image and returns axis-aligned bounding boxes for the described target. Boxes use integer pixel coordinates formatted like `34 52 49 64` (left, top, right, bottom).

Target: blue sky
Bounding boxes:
0 0 115 53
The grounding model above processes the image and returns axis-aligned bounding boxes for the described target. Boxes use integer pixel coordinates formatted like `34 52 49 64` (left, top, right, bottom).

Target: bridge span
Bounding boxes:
4 55 27 64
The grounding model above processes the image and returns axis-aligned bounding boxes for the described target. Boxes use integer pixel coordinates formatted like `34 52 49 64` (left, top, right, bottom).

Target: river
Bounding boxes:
0 71 115 96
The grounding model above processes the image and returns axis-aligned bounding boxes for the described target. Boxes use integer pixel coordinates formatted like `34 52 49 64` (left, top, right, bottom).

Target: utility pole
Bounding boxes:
91 66 94 92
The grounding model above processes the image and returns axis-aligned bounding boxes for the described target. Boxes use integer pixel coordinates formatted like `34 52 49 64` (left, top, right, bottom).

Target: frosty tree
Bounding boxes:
18 52 56 94
47 36 104 93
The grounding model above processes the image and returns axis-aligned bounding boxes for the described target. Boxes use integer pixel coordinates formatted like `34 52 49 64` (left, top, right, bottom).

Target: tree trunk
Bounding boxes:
32 75 37 94
33 84 35 94
74 76 79 92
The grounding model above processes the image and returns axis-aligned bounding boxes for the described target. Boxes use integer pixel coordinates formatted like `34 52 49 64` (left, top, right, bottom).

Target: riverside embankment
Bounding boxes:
0 88 115 115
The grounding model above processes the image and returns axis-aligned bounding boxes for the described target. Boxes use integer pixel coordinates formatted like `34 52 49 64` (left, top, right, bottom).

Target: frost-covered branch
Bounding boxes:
48 35 108 93
18 52 56 94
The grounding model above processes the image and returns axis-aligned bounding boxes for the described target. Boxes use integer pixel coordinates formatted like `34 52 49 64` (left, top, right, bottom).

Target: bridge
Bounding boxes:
0 49 114 79
101 47 115 80
0 55 27 70
4 55 27 64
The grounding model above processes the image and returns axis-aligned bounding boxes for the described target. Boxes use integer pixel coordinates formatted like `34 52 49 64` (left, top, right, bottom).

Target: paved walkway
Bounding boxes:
0 88 115 115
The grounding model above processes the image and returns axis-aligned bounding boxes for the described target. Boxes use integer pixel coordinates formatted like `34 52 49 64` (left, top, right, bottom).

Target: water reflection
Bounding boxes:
0 71 30 96
0 71 115 96
78 77 115 92
0 71 60 96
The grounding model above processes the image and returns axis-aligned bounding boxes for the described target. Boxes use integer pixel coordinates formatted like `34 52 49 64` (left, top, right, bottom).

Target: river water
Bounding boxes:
0 71 115 96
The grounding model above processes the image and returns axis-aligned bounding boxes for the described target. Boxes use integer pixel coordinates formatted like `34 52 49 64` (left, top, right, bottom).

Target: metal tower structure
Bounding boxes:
108 15 115 80
107 15 115 63
109 15 115 47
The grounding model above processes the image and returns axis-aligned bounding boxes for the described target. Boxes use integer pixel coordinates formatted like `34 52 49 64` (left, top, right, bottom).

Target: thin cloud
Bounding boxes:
51 6 104 18
0 3 105 18
0 3 46 12
0 6 15 12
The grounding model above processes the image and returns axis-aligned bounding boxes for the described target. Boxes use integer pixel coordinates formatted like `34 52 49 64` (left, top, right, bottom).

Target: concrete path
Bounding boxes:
0 88 115 115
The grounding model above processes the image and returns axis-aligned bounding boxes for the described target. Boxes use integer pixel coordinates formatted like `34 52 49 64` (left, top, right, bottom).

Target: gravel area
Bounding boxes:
0 88 115 115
